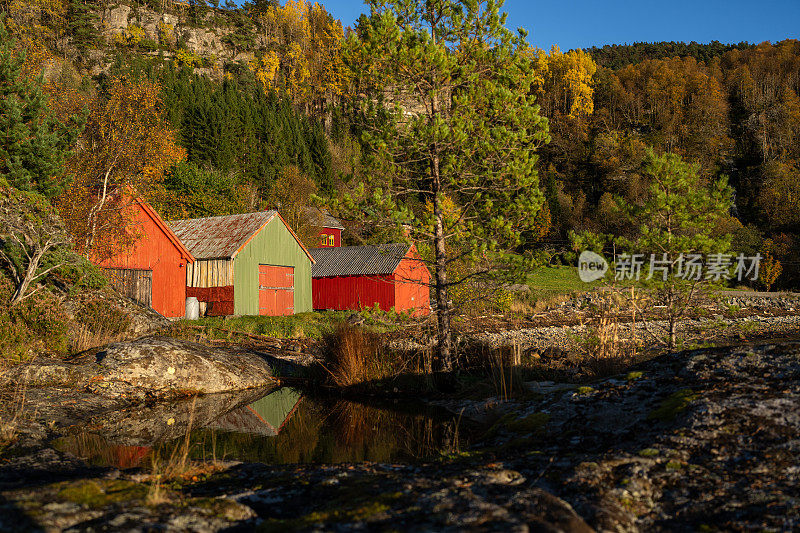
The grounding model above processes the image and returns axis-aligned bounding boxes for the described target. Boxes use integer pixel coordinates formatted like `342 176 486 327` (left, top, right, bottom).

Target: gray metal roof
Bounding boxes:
311 244 412 277
168 211 278 260
303 207 345 230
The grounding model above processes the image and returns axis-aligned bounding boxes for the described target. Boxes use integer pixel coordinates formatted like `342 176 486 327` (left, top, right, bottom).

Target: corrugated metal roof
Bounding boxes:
311 244 411 277
303 207 345 230
168 211 278 260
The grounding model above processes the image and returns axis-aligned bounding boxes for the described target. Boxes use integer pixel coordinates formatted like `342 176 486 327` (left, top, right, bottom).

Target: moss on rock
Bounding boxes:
648 389 698 422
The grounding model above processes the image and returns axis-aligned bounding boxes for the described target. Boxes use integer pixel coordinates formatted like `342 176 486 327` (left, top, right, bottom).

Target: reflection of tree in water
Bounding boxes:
51 390 466 467
190 397 464 465
323 401 462 464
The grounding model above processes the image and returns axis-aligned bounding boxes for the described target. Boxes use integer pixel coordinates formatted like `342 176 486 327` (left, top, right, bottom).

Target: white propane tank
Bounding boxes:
185 297 200 320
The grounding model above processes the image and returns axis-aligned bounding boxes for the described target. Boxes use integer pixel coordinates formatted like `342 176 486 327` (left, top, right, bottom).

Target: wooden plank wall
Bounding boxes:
96 203 188 318
233 220 313 315
186 259 234 288
186 286 235 316
312 274 394 312
105 268 153 308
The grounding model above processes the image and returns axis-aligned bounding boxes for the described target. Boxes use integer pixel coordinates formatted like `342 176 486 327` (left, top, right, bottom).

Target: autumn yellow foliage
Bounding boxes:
114 24 146 47
4 0 67 78
526 45 597 119
250 0 350 110
57 77 185 259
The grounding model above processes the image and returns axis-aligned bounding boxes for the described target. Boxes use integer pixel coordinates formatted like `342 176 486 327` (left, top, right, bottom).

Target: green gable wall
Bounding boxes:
232 217 313 315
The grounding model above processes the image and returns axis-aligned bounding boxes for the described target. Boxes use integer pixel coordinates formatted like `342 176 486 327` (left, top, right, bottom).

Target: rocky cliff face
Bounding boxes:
77 1 260 76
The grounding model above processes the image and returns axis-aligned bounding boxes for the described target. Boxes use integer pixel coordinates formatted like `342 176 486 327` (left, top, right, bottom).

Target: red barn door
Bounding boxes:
258 265 294 316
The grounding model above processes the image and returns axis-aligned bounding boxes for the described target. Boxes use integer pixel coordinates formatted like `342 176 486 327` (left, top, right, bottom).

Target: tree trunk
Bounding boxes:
667 286 676 350
9 245 47 306
668 317 676 350
425 24 453 372
433 194 453 371
431 155 453 371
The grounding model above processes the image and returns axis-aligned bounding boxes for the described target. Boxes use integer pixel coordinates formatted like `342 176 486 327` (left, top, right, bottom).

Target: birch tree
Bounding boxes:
57 77 184 260
0 188 74 305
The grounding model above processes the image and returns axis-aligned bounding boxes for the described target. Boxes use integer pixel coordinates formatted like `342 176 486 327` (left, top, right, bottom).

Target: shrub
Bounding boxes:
115 24 146 47
0 275 70 361
55 256 108 292
70 298 133 353
138 38 159 52
175 48 202 68
75 299 131 336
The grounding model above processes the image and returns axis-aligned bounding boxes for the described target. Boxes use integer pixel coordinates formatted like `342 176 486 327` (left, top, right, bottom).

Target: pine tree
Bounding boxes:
341 0 550 370
0 18 83 198
612 149 734 348
0 19 84 304
67 0 100 51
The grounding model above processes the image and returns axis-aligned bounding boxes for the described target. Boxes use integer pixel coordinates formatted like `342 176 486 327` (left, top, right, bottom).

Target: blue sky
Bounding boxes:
314 0 800 50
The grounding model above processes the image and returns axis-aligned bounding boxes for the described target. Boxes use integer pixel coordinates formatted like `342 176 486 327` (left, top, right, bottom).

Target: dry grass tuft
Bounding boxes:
69 324 128 354
0 357 34 451
320 323 402 387
532 293 573 313
460 341 528 400
579 289 639 378
69 299 132 353
507 299 534 316
146 397 199 505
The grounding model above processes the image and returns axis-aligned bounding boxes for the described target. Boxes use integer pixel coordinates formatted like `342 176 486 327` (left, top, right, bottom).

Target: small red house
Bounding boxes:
95 199 194 318
305 207 344 248
311 244 430 316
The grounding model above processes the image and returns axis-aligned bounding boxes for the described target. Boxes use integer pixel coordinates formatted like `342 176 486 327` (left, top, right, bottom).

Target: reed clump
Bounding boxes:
320 323 396 387
579 289 639 378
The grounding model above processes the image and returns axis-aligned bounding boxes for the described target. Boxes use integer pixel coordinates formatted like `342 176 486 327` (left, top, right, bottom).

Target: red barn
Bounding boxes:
311 244 430 316
95 199 194 318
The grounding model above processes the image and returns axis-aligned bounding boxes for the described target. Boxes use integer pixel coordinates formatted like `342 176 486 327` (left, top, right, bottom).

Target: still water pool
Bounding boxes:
52 387 471 469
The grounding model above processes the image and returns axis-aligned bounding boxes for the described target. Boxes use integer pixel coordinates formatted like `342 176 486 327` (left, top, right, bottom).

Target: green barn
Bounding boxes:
169 211 314 316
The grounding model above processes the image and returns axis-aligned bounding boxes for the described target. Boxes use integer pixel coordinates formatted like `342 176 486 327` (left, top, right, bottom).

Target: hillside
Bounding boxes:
11 0 347 95
585 40 756 69
3 0 800 291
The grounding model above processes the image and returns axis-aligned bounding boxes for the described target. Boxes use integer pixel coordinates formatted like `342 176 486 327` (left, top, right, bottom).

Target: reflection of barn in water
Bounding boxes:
209 387 302 436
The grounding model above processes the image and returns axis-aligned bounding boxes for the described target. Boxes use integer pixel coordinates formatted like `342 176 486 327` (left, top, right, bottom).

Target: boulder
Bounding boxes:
89 337 275 397
7 337 276 400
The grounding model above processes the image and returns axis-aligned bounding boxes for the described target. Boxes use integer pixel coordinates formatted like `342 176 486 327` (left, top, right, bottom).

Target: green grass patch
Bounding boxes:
626 371 644 381
638 448 659 457
178 310 408 342
576 386 595 395
525 264 637 302
190 312 336 339
648 389 698 422
526 266 590 299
